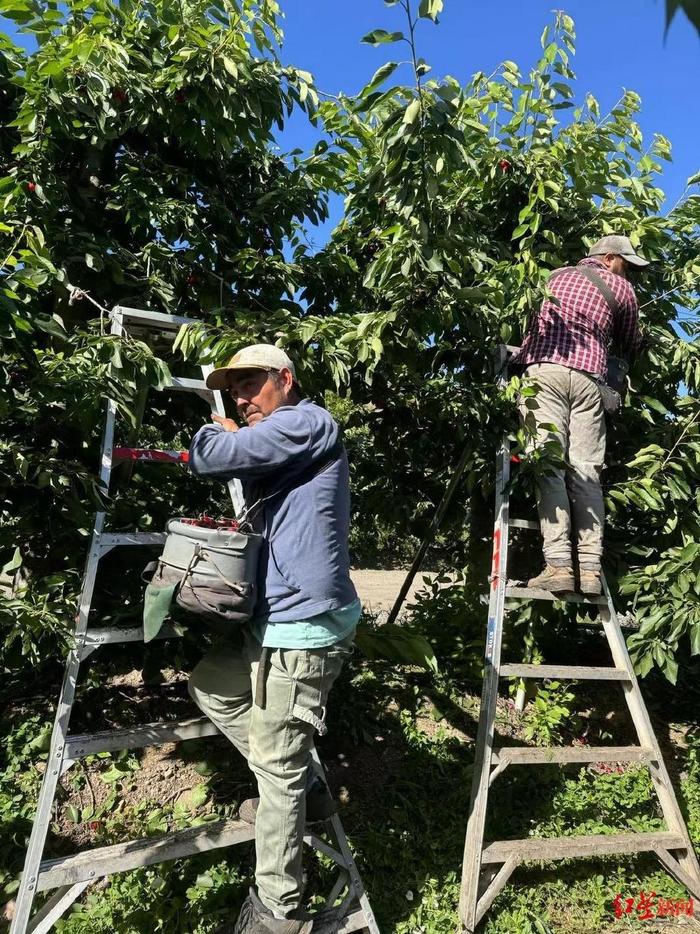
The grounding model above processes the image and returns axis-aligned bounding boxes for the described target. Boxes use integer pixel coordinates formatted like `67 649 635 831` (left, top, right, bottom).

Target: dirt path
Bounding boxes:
349 568 442 619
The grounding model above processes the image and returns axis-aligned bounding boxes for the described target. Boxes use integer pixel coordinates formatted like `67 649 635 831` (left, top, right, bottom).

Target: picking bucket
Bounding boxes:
143 518 263 639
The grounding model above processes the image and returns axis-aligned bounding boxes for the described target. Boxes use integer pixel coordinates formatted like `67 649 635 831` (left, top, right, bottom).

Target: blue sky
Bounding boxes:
274 0 699 242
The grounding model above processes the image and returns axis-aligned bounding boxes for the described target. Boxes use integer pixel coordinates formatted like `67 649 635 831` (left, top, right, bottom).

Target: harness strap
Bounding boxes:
549 265 622 317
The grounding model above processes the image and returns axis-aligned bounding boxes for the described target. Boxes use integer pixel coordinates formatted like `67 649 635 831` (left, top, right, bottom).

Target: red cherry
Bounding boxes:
112 88 127 103
499 159 511 172
175 90 187 104
186 273 199 286
27 182 36 192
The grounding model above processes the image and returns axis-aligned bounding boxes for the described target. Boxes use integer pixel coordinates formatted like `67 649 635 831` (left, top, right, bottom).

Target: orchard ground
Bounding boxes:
3 567 700 934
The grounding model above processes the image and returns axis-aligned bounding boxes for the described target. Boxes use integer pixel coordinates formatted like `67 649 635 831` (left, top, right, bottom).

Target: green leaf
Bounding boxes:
691 624 700 656
665 0 700 36
636 653 654 678
418 0 444 22
2 547 22 576
194 874 215 889
361 29 405 46
403 98 421 124
35 314 67 339
354 623 438 673
641 396 669 415
662 654 679 685
101 765 126 784
187 783 209 810
359 62 398 97
222 56 239 79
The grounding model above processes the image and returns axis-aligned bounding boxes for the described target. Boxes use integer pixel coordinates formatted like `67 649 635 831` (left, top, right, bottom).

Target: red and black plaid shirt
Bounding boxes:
515 258 641 379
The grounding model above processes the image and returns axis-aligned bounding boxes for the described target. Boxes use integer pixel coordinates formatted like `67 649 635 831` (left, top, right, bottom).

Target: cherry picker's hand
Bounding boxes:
211 413 239 432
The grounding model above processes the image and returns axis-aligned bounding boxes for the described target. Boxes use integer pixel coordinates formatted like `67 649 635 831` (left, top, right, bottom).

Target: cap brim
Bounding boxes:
205 364 271 390
622 254 650 267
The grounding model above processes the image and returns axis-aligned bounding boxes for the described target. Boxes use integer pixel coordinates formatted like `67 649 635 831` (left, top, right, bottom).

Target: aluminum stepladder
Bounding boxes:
457 345 700 933
11 306 379 934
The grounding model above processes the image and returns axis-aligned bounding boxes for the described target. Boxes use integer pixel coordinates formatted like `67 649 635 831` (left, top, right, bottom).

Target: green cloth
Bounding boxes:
143 581 177 642
249 597 361 649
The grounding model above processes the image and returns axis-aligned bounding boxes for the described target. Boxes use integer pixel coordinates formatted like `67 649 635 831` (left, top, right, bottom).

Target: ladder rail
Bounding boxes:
599 586 700 885
10 310 128 934
457 343 700 932
458 345 513 930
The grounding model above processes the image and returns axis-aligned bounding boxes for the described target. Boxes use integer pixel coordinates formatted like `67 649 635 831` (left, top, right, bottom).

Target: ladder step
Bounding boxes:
166 377 212 395
499 664 629 681
112 447 189 464
492 746 654 767
510 518 539 530
65 717 219 758
37 819 255 891
338 909 373 933
99 532 166 549
482 831 686 865
83 623 181 650
505 586 607 606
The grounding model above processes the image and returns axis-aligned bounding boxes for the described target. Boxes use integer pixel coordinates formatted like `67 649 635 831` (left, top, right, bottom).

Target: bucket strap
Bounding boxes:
160 544 247 596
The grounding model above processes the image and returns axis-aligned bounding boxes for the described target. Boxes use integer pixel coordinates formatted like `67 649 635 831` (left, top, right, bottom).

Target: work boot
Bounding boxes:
579 569 602 595
215 888 312 934
239 778 337 825
527 564 575 593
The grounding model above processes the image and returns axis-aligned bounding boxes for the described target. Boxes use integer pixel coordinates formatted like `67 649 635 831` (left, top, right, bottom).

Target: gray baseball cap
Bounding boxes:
588 235 650 267
205 343 297 391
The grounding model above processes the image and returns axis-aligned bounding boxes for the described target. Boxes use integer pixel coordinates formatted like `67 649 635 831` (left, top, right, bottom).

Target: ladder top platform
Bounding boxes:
112 306 200 329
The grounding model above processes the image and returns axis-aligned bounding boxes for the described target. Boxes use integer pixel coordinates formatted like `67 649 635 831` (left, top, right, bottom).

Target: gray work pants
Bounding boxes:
188 629 352 917
519 363 606 571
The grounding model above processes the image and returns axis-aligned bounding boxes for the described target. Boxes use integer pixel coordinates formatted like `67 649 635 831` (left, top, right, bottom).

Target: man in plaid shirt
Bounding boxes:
515 234 647 595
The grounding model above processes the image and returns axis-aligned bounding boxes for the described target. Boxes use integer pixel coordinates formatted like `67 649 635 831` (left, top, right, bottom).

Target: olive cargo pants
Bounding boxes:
519 362 606 572
188 630 351 917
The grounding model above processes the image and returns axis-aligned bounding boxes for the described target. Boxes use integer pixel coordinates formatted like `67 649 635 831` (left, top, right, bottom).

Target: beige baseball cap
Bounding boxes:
588 235 650 267
205 343 297 391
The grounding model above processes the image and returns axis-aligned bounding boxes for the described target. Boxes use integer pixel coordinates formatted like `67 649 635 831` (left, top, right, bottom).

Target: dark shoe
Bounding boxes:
306 777 338 820
579 569 602 595
527 564 575 593
218 889 311 934
239 779 337 825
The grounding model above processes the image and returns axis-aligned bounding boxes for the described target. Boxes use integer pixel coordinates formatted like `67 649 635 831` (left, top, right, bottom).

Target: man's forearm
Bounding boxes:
189 424 239 479
189 412 317 480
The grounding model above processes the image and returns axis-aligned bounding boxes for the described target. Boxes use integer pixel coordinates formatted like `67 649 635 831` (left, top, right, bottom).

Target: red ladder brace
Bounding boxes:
112 447 189 464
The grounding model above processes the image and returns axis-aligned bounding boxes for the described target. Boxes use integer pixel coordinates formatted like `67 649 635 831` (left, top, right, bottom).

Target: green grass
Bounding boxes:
2 646 700 933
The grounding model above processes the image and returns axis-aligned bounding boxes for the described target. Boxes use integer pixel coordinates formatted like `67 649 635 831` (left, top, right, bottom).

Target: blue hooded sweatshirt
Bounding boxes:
188 399 358 628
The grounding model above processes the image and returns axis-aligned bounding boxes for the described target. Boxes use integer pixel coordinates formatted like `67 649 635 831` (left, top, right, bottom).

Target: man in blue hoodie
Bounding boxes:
188 344 360 934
